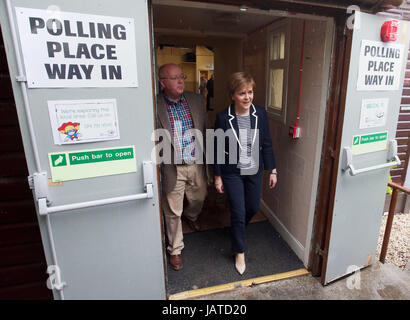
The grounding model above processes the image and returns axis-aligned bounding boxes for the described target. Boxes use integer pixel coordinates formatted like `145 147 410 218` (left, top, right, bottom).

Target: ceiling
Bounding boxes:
152 0 405 38
153 4 282 38
168 0 404 12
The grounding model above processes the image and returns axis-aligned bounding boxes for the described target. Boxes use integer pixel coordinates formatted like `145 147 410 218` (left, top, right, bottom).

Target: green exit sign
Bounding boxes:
48 146 137 182
352 131 388 155
68 148 134 165
50 154 67 167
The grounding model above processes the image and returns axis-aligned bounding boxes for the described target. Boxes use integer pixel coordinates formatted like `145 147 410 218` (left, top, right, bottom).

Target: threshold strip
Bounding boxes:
168 268 309 300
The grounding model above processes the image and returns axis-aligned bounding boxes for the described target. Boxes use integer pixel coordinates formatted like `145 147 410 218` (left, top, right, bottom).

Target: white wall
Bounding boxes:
243 18 333 264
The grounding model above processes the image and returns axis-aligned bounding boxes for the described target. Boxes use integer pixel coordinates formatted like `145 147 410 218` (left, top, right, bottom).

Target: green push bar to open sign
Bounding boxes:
49 146 137 182
68 148 134 165
352 131 388 155
358 132 387 144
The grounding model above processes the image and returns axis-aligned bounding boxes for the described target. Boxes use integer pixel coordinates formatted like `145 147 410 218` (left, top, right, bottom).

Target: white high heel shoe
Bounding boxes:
235 253 246 275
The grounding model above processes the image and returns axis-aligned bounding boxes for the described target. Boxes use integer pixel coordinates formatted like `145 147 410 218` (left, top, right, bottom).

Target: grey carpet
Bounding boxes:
167 220 304 295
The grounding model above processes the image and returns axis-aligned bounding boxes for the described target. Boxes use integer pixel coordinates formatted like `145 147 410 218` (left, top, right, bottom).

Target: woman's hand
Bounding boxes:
269 173 277 189
215 176 224 194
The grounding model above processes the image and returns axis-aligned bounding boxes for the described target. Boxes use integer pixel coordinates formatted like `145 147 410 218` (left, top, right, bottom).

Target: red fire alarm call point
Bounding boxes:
381 20 399 42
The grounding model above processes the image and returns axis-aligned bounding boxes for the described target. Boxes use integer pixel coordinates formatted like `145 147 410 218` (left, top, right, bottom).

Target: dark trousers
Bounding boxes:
222 170 263 254
206 95 213 111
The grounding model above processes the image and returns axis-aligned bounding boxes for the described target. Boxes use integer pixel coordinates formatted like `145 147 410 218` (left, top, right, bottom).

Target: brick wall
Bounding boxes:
378 3 410 213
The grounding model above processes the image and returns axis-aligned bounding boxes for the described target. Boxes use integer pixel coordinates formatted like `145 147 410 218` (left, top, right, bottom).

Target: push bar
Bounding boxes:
33 161 154 215
342 140 401 176
38 184 153 215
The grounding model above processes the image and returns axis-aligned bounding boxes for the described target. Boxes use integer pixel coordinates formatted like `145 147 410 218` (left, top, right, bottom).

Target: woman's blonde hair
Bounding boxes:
227 72 256 99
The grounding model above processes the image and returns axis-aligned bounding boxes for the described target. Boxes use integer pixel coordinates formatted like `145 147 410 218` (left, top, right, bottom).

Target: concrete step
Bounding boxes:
193 261 410 300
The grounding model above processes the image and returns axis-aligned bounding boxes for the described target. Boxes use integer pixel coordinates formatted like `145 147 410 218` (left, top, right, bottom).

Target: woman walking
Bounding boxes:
214 72 277 275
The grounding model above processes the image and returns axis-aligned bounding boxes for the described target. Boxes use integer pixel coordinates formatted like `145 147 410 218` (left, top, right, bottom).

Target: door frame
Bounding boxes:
151 0 346 294
309 12 407 284
147 0 170 295
308 15 353 283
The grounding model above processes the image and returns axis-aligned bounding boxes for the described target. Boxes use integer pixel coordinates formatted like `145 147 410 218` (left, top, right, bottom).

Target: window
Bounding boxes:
266 21 290 122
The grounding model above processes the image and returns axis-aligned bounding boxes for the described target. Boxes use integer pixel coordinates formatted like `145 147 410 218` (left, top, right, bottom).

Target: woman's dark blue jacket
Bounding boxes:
213 103 276 176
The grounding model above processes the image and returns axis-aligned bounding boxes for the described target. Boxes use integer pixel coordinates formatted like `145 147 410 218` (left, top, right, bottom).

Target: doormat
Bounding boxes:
167 220 304 295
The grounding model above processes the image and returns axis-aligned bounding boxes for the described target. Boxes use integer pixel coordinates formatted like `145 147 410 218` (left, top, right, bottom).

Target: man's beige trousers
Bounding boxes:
162 164 207 255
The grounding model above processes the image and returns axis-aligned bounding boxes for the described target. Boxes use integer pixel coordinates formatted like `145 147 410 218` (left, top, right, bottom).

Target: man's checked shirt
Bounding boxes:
164 94 196 164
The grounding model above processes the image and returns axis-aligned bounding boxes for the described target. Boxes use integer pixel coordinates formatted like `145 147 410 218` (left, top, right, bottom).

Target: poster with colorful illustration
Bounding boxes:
48 99 120 145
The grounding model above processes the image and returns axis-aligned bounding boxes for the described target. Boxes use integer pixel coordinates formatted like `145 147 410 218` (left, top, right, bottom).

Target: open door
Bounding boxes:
321 12 410 284
0 0 165 299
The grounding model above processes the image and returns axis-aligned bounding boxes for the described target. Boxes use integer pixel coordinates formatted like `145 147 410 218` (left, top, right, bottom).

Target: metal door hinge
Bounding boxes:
16 75 27 82
316 246 327 257
28 172 52 205
28 175 34 189
328 148 336 159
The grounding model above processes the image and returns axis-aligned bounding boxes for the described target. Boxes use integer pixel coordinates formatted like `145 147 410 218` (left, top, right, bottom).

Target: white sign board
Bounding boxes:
357 40 404 91
48 99 120 144
359 98 388 129
15 7 138 88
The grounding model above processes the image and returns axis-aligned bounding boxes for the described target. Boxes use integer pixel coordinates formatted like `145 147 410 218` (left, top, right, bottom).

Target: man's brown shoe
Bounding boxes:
170 254 182 271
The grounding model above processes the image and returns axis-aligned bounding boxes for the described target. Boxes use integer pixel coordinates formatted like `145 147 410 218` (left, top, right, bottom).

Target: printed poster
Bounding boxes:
357 40 404 91
359 98 388 129
15 7 138 88
48 99 120 145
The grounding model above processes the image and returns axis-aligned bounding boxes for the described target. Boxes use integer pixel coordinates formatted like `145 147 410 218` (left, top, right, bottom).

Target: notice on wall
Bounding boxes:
359 98 389 129
15 7 138 88
48 146 136 182
352 131 388 155
48 99 120 145
357 40 404 91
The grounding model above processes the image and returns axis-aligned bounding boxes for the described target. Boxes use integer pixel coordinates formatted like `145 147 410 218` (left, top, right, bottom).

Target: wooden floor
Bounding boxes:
182 186 267 234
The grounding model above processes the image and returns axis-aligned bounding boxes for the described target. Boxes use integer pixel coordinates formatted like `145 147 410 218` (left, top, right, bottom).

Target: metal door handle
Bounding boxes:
32 161 154 215
342 140 401 176
38 185 153 215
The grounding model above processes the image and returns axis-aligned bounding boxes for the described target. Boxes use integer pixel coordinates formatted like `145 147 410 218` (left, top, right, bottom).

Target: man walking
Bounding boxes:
206 74 214 111
156 63 208 271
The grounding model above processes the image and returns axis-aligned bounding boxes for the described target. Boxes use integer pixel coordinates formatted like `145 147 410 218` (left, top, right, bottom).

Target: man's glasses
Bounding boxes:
160 74 187 81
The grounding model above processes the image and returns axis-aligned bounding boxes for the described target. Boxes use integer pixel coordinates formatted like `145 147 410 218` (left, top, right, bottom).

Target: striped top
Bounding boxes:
236 114 256 169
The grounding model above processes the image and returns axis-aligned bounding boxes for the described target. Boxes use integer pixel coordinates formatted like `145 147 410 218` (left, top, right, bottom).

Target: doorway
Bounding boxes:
152 0 334 298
